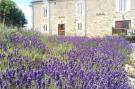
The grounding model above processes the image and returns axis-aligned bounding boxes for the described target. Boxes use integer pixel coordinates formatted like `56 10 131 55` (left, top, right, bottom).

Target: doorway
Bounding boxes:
58 24 65 36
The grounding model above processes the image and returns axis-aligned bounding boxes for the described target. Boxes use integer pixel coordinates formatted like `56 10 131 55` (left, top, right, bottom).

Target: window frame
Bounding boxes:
78 23 82 30
116 0 131 12
44 24 48 31
44 7 48 17
77 3 83 16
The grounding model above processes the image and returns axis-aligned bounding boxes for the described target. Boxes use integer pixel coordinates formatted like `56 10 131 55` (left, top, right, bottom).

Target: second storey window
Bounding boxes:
116 0 131 12
119 0 126 12
77 3 83 15
44 7 48 17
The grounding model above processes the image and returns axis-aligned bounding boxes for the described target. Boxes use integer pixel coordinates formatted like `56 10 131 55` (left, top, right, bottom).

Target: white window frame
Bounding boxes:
78 23 82 30
116 0 131 12
42 6 48 18
44 24 48 31
77 3 83 16
44 7 48 17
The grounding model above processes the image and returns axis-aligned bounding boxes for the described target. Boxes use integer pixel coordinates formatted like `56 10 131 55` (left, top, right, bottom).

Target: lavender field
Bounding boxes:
0 30 133 89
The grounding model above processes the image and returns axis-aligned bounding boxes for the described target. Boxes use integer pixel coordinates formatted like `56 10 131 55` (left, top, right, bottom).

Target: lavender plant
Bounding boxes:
0 32 133 89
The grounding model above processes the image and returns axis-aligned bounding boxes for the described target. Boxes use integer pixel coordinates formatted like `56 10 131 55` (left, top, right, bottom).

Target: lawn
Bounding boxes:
0 28 133 89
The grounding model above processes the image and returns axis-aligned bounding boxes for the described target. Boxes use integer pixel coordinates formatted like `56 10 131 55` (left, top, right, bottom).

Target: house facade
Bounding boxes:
31 0 135 37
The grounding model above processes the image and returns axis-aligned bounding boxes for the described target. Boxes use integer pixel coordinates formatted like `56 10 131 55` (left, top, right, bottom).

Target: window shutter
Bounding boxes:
126 0 131 11
116 0 120 12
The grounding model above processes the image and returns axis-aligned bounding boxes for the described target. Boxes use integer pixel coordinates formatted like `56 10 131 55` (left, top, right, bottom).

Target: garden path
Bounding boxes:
128 44 135 89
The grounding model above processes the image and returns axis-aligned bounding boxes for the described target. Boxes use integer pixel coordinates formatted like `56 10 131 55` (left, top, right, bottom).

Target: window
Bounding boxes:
116 0 131 12
77 3 83 15
44 24 48 31
115 20 131 29
44 7 48 17
78 23 82 30
119 0 126 12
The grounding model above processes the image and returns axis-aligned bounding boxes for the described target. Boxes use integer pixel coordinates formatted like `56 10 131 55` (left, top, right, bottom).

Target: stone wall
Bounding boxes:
32 1 50 35
32 0 135 37
86 0 114 37
49 0 76 36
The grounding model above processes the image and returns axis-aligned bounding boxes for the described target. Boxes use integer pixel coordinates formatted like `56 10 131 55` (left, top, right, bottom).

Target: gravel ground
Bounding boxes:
128 43 135 89
131 43 135 49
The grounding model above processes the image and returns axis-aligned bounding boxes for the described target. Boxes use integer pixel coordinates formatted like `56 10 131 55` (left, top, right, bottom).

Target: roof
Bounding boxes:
31 0 59 3
31 0 43 3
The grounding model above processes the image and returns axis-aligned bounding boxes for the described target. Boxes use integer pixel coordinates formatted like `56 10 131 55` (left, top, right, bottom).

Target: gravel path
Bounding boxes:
128 43 135 89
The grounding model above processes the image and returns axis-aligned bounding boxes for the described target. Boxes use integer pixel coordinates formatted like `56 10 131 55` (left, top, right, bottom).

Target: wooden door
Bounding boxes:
58 24 65 36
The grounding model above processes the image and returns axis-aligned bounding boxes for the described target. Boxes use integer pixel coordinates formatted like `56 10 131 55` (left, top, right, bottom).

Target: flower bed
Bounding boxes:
0 32 133 89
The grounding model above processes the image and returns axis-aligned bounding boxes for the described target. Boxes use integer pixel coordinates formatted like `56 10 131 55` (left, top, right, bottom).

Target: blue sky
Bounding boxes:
12 0 32 28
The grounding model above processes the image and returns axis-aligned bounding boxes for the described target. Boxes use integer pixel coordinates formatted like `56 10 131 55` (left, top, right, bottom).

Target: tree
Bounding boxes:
0 0 27 27
6 7 27 28
0 0 15 25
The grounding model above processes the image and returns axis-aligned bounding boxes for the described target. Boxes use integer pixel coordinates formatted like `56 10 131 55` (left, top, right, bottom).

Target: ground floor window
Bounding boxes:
78 23 82 30
44 24 48 31
115 20 131 29
113 20 131 35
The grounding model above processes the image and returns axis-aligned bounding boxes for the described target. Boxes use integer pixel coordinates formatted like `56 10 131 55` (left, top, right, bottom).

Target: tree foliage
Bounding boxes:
0 0 27 27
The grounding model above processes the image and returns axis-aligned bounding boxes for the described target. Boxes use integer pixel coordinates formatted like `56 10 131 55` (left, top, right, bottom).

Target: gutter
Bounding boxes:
49 2 52 35
29 4 35 31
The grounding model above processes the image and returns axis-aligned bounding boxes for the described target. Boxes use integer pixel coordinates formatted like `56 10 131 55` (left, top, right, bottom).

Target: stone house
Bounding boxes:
31 0 135 37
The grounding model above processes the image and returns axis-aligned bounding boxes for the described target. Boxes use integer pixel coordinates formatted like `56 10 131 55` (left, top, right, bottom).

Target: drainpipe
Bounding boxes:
32 6 35 32
49 1 52 35
122 12 125 20
75 0 77 36
30 4 34 32
84 0 87 37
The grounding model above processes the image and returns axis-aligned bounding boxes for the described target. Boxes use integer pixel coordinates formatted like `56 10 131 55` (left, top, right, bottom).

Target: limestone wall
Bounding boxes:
86 0 114 37
32 1 50 35
32 0 135 37
49 0 76 36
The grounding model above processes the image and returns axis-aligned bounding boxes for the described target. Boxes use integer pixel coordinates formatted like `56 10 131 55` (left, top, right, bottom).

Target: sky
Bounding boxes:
12 0 32 28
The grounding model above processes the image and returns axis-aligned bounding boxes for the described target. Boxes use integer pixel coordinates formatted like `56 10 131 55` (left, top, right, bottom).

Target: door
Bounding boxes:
58 24 65 36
